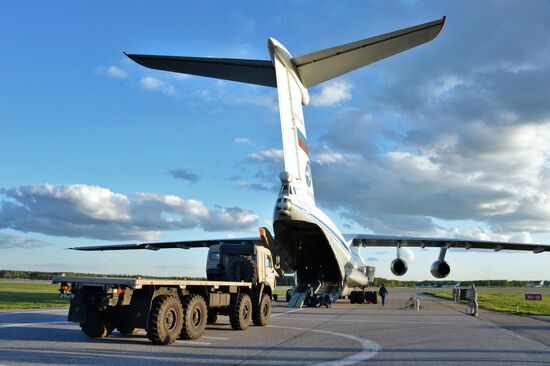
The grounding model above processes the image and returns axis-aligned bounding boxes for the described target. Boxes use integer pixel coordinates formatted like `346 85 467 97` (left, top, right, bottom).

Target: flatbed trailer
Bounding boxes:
53 274 272 344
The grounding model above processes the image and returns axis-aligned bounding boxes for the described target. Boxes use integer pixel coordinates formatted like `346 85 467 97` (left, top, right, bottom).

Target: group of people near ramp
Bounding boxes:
378 283 479 316
453 283 479 316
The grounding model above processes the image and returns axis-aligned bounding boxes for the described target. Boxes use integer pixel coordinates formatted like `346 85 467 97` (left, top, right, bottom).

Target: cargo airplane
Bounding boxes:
74 17 550 306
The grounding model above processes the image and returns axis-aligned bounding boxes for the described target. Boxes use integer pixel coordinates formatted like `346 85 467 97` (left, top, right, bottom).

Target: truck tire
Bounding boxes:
230 293 252 330
80 308 114 338
147 295 184 345
252 293 271 326
116 308 139 335
207 309 218 324
225 256 257 282
180 294 208 340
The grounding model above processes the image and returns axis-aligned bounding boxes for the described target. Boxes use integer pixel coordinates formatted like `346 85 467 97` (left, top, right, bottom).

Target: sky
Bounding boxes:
1 1 549 281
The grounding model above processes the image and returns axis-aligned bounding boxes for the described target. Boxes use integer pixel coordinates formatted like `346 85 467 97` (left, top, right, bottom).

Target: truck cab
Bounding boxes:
206 243 277 295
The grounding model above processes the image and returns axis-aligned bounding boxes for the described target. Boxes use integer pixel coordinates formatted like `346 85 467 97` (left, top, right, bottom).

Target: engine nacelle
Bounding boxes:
390 258 408 276
430 259 451 278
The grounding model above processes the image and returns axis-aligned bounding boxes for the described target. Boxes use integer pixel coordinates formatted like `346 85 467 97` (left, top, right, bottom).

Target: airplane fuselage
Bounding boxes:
272 178 371 298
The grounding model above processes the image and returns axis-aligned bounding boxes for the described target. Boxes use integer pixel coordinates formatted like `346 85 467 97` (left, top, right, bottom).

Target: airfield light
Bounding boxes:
116 287 125 295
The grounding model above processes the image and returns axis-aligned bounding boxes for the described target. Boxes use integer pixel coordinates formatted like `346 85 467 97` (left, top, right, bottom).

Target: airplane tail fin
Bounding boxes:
125 17 445 212
269 38 316 210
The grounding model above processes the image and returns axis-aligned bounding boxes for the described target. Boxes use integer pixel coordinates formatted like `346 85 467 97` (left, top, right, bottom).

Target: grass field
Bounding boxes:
0 283 70 310
432 291 550 316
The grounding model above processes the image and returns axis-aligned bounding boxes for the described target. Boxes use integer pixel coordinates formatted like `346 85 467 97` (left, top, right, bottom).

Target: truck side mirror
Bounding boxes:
275 255 281 265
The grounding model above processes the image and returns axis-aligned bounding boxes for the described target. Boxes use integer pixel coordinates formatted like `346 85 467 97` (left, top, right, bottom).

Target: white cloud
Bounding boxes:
234 137 254 145
315 119 550 236
0 233 51 249
310 80 352 107
106 65 128 79
247 149 284 163
0 184 259 240
140 76 176 97
202 207 258 232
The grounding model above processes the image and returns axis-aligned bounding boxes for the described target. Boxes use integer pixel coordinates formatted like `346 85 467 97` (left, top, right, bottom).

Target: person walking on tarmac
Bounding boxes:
379 284 388 306
465 283 478 316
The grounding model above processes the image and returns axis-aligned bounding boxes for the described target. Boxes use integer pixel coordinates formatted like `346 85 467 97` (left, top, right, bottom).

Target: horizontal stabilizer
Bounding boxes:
125 53 276 87
292 17 446 87
347 233 550 253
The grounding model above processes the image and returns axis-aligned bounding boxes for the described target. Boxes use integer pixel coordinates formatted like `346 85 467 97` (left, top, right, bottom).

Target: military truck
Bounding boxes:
53 243 276 345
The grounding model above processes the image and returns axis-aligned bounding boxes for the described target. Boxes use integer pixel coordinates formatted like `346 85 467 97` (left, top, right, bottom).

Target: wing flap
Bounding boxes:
292 17 445 87
125 54 277 87
347 234 550 253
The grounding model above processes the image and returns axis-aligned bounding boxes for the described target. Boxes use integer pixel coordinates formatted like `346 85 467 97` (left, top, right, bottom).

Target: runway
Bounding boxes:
1 292 549 365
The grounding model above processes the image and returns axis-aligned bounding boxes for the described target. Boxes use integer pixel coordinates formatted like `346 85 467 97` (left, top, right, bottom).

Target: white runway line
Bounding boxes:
0 321 70 329
268 325 380 366
0 309 68 316
201 336 229 340
271 308 302 317
178 341 211 345
273 316 450 325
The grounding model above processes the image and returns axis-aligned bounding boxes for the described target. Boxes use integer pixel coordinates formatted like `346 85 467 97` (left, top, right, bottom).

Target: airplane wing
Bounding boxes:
346 234 550 254
70 237 260 251
124 53 276 87
292 17 446 87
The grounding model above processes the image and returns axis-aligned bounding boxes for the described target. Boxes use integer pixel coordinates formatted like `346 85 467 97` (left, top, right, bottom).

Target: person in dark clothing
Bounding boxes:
379 284 388 306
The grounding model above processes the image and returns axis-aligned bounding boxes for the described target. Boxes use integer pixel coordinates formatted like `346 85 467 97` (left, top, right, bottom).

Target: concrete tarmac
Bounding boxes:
1 292 549 365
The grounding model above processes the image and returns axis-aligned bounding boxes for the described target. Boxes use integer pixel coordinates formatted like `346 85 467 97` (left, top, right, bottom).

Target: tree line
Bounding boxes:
0 270 205 281
0 269 538 287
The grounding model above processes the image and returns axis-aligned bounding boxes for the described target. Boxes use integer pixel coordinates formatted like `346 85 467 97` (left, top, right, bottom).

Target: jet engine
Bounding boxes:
430 259 451 278
390 258 408 276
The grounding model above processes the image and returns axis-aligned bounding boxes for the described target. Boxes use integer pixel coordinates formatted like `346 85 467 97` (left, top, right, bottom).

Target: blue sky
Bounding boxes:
1 1 549 280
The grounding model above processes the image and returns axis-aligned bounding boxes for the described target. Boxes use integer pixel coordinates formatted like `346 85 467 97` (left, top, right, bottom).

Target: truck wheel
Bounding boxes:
207 310 218 324
252 294 271 326
147 295 184 345
181 294 208 340
230 293 252 330
80 308 113 338
225 256 258 282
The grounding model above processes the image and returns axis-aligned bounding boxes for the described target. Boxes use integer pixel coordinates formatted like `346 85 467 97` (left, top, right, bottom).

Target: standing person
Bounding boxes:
465 283 478 316
379 284 388 306
452 285 460 302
